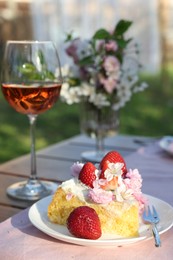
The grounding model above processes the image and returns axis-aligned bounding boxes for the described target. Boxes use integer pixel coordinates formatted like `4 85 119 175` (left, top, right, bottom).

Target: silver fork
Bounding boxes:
142 205 161 247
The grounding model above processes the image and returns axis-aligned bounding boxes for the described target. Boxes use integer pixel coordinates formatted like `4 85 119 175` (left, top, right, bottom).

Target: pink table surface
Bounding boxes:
0 142 173 260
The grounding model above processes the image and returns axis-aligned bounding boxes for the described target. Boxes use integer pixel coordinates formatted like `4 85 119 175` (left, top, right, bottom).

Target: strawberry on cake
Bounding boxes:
48 151 147 239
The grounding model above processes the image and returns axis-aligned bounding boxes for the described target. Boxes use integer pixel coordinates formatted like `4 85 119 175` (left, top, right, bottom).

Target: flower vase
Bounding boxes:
80 101 119 162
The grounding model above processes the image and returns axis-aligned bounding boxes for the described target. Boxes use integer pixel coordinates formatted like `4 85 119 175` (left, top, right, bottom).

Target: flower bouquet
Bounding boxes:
60 19 148 161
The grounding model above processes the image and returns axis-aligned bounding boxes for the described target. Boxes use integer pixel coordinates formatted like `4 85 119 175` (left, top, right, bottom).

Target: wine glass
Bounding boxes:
1 40 63 201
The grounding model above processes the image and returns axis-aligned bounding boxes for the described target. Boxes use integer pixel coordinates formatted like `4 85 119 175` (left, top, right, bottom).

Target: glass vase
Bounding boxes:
80 101 119 162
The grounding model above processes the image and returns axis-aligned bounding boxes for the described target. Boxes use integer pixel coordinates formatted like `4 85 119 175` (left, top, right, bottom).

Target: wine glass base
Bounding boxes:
81 150 108 163
7 180 58 201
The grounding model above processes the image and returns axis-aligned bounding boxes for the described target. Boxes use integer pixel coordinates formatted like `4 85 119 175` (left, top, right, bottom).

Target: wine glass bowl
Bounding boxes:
1 41 62 200
2 82 61 115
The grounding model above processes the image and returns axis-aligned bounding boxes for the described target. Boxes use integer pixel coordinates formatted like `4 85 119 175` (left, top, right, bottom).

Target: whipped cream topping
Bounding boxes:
60 178 89 202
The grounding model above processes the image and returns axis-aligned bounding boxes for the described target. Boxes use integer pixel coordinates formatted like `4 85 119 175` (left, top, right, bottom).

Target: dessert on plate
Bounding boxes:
48 151 146 239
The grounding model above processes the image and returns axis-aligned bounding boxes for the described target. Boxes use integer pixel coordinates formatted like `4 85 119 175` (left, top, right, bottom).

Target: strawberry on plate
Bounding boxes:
100 150 127 178
78 162 97 188
67 206 102 240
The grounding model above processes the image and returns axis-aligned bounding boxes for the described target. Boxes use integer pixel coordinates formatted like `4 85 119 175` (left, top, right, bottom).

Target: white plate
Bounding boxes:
159 136 173 156
28 195 173 247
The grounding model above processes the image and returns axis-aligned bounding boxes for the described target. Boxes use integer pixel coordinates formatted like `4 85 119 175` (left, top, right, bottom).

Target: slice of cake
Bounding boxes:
48 151 146 238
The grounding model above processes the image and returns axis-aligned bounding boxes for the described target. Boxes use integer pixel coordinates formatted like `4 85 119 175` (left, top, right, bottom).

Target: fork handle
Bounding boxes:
152 224 161 247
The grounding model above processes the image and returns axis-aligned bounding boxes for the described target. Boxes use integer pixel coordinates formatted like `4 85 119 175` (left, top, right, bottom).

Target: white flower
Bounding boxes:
133 82 148 93
104 162 124 182
60 84 81 104
76 39 93 59
115 178 134 202
80 83 95 97
89 92 110 107
60 64 71 77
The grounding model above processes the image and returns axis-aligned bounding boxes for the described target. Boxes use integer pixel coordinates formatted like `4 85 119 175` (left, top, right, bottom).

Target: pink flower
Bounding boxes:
124 169 142 193
135 193 148 214
66 39 80 63
99 56 120 93
70 162 84 177
88 179 113 204
105 41 118 52
88 188 113 204
66 193 74 201
124 168 147 212
103 56 120 75
99 76 117 94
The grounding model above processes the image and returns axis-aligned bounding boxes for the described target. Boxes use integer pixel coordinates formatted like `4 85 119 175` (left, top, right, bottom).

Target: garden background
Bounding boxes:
0 0 173 163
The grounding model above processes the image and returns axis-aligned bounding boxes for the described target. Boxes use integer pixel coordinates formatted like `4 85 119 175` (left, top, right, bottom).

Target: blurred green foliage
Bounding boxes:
0 72 173 163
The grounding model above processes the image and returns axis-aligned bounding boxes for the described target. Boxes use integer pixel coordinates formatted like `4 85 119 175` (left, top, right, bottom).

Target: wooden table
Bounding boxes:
0 134 153 222
1 133 173 259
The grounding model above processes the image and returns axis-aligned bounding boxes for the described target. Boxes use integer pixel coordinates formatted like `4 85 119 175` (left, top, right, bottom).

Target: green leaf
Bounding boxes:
115 53 123 63
43 70 55 80
38 50 46 66
78 56 94 66
18 62 55 81
64 32 74 43
19 63 36 73
114 20 133 35
93 29 111 40
68 77 81 86
116 38 130 48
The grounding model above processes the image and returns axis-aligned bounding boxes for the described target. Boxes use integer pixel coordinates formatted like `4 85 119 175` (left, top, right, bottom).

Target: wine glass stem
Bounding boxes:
96 136 104 153
28 114 38 181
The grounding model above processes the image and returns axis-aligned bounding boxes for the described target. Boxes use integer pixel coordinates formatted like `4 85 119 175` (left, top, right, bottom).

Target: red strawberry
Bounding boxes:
79 162 97 188
67 206 102 240
99 163 109 179
100 150 127 178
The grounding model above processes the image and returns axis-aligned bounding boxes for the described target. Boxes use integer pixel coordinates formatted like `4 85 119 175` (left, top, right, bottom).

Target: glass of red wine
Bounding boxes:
1 41 63 201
